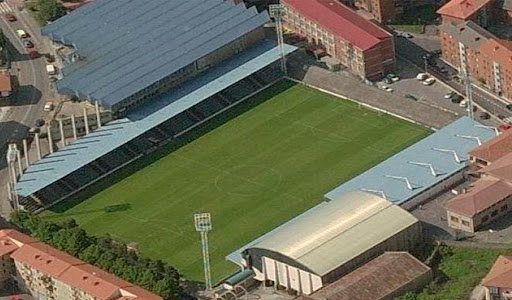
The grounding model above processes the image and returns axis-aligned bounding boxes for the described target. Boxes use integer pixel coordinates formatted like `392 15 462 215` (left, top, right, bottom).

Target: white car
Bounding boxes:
380 85 394 92
423 77 436 86
43 102 54 112
16 29 27 38
387 74 400 82
416 73 428 81
459 99 468 108
444 91 456 99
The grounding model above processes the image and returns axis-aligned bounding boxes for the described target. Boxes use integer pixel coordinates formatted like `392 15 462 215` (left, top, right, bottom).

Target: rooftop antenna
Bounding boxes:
475 124 500 136
432 148 463 163
385 175 414 190
194 213 212 291
269 4 287 75
360 188 387 200
455 134 482 146
408 161 438 177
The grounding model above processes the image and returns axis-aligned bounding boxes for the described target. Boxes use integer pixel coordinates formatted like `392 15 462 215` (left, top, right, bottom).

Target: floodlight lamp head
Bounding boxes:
194 213 212 232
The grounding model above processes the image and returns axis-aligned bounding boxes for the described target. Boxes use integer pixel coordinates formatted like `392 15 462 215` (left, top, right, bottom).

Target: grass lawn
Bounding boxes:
411 246 511 300
43 80 430 282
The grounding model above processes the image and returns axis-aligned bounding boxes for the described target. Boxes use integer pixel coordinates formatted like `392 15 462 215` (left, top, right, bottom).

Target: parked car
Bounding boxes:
35 119 45 127
416 73 428 81
28 48 39 59
506 104 512 111
16 29 27 38
405 94 418 101
22 39 33 48
499 124 512 131
5 14 16 22
387 74 400 82
423 77 436 86
43 102 54 112
383 77 393 84
444 91 456 99
380 85 393 92
479 112 491 120
451 95 464 104
459 99 468 107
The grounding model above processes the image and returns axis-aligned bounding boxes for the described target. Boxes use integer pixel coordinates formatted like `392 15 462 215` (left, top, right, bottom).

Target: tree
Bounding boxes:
36 0 66 23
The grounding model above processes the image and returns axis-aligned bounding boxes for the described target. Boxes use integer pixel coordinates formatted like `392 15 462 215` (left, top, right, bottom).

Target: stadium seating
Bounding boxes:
20 62 285 213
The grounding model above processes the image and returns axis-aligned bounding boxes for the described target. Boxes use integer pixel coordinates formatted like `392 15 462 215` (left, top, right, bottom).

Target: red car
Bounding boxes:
28 48 39 59
499 124 512 131
5 14 16 22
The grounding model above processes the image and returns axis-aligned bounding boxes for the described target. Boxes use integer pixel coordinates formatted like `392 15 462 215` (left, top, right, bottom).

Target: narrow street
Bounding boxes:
0 0 52 218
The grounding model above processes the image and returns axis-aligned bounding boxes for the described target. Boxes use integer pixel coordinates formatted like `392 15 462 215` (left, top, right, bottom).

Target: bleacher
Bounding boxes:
15 43 297 213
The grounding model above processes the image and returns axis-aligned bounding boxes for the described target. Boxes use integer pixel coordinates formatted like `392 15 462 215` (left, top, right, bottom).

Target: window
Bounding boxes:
501 205 508 212
462 220 470 226
450 216 459 223
489 287 499 294
482 216 489 222
491 210 498 217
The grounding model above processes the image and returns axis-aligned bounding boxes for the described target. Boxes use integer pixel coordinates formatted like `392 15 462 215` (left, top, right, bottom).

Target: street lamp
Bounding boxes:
422 54 428 74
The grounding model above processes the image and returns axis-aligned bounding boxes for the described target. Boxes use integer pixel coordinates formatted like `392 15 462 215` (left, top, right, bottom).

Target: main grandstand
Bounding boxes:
13 0 297 212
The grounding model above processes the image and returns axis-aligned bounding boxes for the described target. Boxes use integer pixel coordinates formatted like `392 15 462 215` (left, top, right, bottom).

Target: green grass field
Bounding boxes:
44 80 430 282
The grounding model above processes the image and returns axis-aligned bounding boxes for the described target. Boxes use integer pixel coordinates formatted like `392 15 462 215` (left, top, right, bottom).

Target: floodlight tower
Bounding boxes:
269 4 287 75
194 213 212 290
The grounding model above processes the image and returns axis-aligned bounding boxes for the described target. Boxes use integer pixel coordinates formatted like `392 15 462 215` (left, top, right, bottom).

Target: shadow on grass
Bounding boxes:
48 80 297 214
44 203 132 219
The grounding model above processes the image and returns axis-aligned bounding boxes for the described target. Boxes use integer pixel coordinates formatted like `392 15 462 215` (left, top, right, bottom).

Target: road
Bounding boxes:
0 0 52 217
395 37 512 121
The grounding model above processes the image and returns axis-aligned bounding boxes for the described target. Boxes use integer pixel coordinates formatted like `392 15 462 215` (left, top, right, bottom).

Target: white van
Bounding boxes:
46 64 56 75
16 29 27 38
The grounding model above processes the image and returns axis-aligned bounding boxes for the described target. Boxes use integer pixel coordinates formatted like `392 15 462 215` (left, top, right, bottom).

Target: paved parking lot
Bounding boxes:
380 59 501 127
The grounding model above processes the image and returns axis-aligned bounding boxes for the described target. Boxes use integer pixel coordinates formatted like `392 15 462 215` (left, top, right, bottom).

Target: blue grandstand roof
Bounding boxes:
41 0 270 108
324 117 496 204
226 117 495 266
15 41 297 197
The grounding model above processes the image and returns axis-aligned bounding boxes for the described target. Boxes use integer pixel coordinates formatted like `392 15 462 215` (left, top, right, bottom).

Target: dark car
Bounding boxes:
405 94 418 101
5 14 16 22
479 112 491 120
35 119 45 127
450 95 464 103
506 104 512 111
23 39 34 48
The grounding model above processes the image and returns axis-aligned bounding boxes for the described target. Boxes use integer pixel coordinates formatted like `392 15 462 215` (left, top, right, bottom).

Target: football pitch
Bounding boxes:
45 80 431 282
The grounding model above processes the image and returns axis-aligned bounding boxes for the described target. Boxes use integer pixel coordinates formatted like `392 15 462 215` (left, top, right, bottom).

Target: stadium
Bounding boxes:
5 0 499 294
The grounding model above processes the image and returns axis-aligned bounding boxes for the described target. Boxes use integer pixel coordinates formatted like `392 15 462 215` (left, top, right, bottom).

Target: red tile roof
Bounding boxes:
444 176 512 217
0 238 20 257
469 129 512 163
1 230 162 300
59 265 126 300
479 39 512 69
479 152 512 183
282 0 391 51
437 0 492 19
482 255 512 288
0 71 12 93
309 252 431 300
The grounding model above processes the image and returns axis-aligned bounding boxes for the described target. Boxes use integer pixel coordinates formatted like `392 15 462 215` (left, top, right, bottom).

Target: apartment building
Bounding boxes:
437 0 493 26
0 229 162 300
281 0 395 80
438 0 512 101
